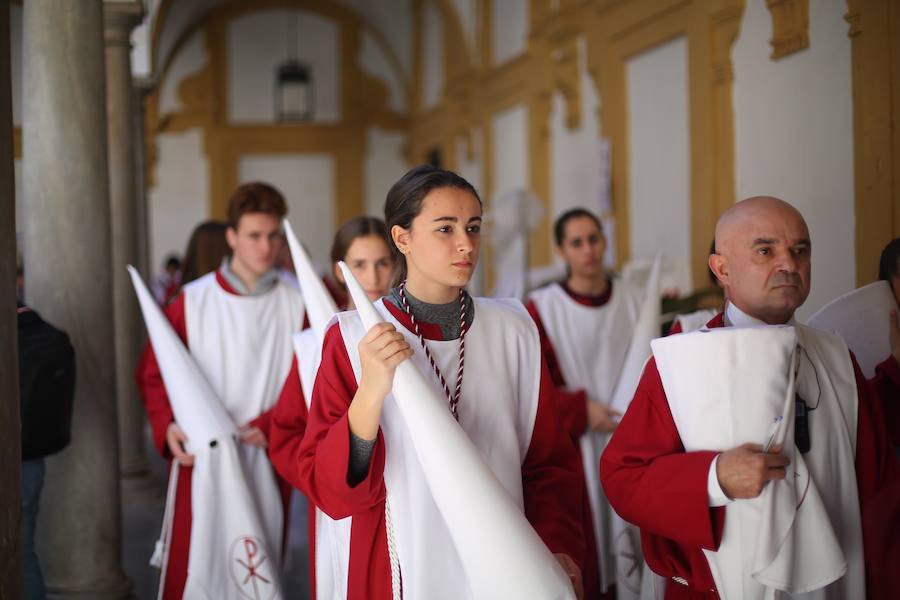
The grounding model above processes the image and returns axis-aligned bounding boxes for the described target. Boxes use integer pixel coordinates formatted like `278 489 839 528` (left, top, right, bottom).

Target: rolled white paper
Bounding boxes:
608 254 662 413
337 261 575 599
284 218 338 340
127 265 235 451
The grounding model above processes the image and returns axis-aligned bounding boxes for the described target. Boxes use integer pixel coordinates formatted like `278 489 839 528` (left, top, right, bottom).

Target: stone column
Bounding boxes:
132 77 153 281
105 0 151 495
22 1 131 597
0 0 23 596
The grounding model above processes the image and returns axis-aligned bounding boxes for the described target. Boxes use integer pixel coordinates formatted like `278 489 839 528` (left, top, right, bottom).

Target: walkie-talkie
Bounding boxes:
795 395 810 454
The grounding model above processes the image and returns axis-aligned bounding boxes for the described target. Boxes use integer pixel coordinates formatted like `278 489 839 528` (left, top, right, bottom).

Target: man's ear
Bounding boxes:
225 227 238 251
391 225 409 256
709 253 728 286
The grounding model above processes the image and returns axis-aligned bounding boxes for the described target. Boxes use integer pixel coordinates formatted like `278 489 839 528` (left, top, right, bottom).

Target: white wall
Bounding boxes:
148 129 210 272
492 0 528 64
733 0 855 320
228 10 340 123
548 37 617 268
359 30 407 113
129 0 159 79
449 0 477 53
159 29 207 115
365 128 409 218
338 0 413 75
14 159 23 236
625 36 691 268
491 104 529 198
422 1 444 110
10 4 21 126
239 154 336 269
456 129 484 196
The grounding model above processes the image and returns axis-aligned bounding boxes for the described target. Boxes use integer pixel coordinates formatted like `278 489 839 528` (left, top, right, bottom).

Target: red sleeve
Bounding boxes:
268 356 308 491
853 352 899 505
526 300 588 438
295 324 387 519
135 293 187 458
526 300 567 388
850 352 900 600
870 355 900 446
600 358 723 589
521 357 587 562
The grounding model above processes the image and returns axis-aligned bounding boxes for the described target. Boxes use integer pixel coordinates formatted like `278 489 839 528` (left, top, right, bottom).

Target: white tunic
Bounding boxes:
181 273 304 597
337 298 544 599
529 281 642 592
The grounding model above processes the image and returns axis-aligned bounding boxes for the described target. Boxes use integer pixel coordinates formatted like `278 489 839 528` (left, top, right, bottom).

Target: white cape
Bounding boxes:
128 266 285 600
651 325 863 600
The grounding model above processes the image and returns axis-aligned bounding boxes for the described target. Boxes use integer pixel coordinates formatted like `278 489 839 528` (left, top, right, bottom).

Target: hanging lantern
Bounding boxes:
275 59 313 122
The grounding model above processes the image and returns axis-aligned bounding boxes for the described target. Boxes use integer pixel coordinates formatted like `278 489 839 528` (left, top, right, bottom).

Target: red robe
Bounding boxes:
269 325 340 599
599 313 899 599
135 271 301 600
288 300 586 599
870 356 900 447
526 280 622 600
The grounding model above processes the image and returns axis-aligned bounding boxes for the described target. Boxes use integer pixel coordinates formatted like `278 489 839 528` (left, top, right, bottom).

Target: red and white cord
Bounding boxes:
398 282 467 421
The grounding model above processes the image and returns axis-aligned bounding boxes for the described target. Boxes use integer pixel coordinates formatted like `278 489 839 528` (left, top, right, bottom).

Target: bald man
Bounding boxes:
600 197 898 599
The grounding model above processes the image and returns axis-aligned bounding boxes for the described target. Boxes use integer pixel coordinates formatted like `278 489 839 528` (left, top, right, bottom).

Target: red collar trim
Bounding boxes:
707 312 726 329
561 278 613 307
215 271 242 296
382 300 447 341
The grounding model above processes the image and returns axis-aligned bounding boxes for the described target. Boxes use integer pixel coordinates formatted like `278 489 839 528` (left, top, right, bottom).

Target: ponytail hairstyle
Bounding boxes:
384 165 482 286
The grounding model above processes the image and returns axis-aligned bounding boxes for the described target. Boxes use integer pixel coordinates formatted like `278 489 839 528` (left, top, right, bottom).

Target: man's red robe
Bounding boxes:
600 313 899 599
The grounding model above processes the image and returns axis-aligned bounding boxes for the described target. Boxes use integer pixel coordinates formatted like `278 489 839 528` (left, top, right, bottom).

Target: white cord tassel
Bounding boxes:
384 497 403 600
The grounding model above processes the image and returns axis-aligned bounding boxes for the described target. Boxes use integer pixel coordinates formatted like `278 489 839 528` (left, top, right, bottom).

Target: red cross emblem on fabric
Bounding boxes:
229 536 276 600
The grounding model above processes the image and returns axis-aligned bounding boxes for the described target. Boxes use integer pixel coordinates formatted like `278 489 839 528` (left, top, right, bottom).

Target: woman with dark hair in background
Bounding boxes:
179 220 230 287
329 216 395 308
268 215 396 599
526 207 643 599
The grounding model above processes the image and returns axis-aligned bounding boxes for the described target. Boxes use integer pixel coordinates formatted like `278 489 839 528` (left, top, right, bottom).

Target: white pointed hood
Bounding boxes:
127 265 235 451
284 218 337 340
609 253 662 413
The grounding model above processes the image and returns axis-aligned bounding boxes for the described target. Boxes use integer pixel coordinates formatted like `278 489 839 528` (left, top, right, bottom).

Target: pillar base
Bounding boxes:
47 573 134 600
120 450 164 501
